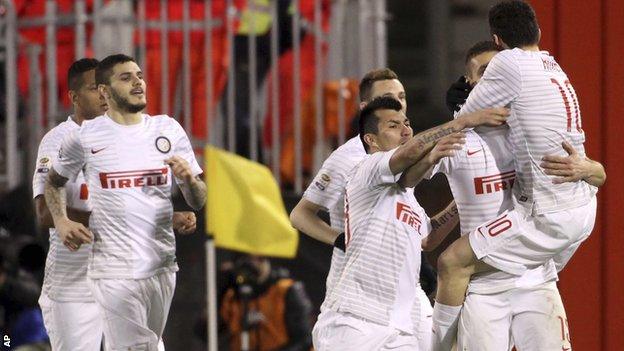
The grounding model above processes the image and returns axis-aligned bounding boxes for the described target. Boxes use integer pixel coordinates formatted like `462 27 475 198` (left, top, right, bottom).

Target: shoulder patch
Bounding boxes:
314 173 331 191
37 156 52 173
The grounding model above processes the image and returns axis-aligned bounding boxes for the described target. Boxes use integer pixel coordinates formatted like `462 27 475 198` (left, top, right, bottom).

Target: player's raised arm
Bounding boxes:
457 50 522 116
389 107 509 176
397 133 465 188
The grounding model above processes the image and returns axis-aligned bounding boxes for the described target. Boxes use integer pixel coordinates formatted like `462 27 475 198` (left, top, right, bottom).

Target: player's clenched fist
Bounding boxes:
165 155 194 182
458 107 510 128
173 211 196 235
55 218 93 251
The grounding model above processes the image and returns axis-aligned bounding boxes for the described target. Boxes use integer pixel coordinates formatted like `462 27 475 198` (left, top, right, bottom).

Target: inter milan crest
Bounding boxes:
155 136 171 154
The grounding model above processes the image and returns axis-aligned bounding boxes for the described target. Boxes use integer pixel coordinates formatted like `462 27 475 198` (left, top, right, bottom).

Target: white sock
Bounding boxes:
431 302 462 351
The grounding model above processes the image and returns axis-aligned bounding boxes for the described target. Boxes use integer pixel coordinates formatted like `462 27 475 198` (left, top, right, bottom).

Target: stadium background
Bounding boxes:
0 0 621 350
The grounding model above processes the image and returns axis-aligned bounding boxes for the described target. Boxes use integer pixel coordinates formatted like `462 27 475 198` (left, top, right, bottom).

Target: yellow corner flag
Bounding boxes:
204 146 298 258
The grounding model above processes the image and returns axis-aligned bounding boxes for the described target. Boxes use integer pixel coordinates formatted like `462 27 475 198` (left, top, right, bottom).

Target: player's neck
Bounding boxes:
519 44 540 52
72 113 85 126
107 109 143 125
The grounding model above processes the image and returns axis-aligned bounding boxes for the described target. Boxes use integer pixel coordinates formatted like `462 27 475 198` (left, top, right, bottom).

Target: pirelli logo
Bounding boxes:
396 202 422 233
99 168 168 189
474 171 515 195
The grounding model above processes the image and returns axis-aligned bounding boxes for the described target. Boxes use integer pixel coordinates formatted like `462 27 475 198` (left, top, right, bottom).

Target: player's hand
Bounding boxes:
55 217 93 251
458 107 509 128
427 132 465 164
165 156 194 183
446 76 472 114
541 141 590 184
173 211 196 235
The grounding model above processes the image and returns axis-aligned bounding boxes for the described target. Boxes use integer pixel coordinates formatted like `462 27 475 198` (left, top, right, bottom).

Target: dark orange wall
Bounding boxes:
531 1 624 349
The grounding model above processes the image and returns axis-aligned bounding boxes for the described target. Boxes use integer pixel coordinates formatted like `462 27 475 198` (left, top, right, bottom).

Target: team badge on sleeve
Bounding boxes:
314 173 331 191
37 156 51 173
155 136 171 154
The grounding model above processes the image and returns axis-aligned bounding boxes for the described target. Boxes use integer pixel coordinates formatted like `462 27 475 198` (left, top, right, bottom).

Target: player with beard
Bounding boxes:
43 54 206 350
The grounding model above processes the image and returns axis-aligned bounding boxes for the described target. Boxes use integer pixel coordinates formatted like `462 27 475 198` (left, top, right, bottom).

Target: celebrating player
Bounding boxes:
430 41 605 350
431 2 602 350
313 96 507 350
43 54 206 350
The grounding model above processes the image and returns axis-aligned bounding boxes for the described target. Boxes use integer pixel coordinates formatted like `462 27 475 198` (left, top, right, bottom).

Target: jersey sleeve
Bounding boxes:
32 130 60 198
457 50 522 115
172 120 203 184
303 152 350 211
54 129 86 183
355 148 401 188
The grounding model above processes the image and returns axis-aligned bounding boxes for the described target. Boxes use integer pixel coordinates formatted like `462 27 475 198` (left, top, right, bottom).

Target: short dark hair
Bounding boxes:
465 41 502 65
95 54 137 86
489 1 540 48
358 68 399 103
358 96 403 152
68 58 99 91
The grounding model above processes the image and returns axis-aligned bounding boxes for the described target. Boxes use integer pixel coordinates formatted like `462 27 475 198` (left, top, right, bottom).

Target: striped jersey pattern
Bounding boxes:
326 148 432 334
433 127 558 294
303 136 366 311
458 48 592 215
32 116 93 302
55 114 202 279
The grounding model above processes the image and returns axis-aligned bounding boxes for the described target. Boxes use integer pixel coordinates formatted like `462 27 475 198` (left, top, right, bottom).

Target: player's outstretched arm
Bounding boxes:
398 133 465 188
389 108 508 175
165 156 207 210
34 196 91 230
44 167 93 251
541 141 606 187
421 201 459 252
290 199 341 245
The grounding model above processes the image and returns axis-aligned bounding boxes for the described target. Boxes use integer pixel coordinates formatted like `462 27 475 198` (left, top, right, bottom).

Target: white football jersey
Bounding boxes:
54 114 202 279
32 116 93 302
326 148 432 334
432 127 557 294
303 136 366 311
458 48 593 215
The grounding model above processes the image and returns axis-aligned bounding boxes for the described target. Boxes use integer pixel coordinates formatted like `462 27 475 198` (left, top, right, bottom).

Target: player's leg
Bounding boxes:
552 197 597 272
457 291 513 351
39 294 103 351
510 282 571 351
431 234 492 351
147 271 177 349
88 277 160 350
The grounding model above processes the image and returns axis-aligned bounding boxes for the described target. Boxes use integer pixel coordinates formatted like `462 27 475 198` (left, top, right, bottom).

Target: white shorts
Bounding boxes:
88 271 176 351
312 310 420 351
458 281 571 351
415 288 433 351
39 293 103 351
469 196 596 275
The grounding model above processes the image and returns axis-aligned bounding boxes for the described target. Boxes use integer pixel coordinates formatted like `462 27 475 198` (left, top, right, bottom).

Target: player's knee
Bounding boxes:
438 248 471 279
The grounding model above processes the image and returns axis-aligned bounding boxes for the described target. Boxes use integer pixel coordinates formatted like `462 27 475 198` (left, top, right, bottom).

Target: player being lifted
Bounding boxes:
431 2 603 350
431 41 605 350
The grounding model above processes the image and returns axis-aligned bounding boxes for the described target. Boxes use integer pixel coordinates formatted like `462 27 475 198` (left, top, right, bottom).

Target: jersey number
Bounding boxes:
478 214 512 237
550 78 582 132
